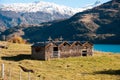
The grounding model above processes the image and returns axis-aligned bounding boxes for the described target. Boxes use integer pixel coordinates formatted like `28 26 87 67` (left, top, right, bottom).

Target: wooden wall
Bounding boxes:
31 46 45 60
31 41 93 60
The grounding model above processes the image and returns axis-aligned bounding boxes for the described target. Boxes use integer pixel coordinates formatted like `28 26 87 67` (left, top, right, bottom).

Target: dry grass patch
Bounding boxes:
0 43 120 80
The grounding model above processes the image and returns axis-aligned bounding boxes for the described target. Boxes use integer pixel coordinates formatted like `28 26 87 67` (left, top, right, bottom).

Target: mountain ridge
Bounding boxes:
1 0 120 44
1 1 79 15
0 1 101 29
22 0 120 44
0 1 100 14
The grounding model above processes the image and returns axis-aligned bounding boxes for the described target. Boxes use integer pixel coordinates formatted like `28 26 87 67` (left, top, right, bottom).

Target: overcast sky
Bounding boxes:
0 0 111 8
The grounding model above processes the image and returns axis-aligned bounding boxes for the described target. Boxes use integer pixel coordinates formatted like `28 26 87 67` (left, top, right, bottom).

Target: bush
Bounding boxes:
8 36 26 44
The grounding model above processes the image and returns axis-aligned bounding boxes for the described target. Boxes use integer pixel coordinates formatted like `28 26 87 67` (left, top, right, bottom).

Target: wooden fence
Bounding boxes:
0 64 41 80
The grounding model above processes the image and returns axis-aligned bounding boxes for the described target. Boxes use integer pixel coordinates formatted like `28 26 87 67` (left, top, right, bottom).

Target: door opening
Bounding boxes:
82 50 87 56
53 47 60 57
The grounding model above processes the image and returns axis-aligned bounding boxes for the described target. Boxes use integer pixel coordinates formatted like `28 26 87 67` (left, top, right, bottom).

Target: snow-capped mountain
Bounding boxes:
0 1 101 16
1 1 84 16
0 1 100 29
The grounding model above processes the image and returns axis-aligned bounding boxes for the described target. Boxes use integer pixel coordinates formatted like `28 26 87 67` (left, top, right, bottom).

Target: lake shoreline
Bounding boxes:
94 44 120 53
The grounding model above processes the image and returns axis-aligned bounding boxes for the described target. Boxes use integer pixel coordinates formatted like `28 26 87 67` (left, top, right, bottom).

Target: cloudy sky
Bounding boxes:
0 0 111 8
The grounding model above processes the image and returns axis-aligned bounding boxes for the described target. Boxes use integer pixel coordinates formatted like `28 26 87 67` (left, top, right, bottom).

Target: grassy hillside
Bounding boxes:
0 43 120 80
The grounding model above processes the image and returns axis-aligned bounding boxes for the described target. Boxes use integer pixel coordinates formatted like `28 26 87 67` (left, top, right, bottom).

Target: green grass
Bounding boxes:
0 42 120 80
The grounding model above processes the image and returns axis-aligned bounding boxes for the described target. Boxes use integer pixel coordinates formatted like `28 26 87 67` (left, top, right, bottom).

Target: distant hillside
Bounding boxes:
1 0 120 44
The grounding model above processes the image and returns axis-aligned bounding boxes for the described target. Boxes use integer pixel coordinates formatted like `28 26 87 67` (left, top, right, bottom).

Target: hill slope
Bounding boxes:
0 43 120 80
22 0 120 43
1 0 120 44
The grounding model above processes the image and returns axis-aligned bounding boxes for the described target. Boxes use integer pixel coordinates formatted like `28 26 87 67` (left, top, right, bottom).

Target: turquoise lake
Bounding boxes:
94 44 120 53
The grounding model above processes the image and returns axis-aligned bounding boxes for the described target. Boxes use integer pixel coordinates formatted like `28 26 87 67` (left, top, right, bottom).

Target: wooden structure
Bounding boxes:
31 41 93 60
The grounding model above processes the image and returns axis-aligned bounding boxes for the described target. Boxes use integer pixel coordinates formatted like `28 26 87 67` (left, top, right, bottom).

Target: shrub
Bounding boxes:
8 36 26 44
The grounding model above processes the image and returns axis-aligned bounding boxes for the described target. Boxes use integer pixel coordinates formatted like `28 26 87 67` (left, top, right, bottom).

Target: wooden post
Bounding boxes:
1 64 5 79
8 68 12 80
1 64 5 80
8 68 11 80
19 70 22 80
28 72 30 80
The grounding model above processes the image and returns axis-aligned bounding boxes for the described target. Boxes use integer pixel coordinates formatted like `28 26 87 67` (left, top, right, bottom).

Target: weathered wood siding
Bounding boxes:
45 44 54 60
82 42 93 56
70 42 82 57
31 41 93 60
31 46 45 60
45 43 60 60
59 42 71 58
